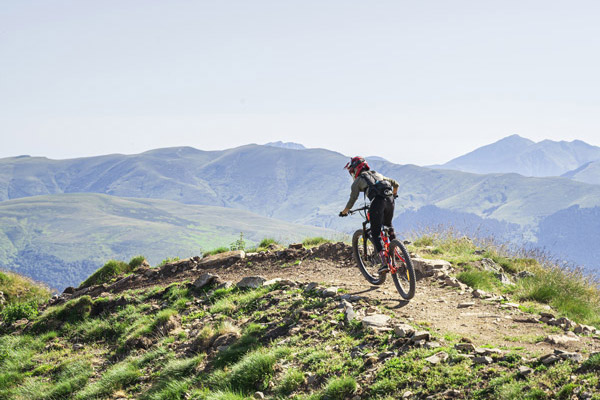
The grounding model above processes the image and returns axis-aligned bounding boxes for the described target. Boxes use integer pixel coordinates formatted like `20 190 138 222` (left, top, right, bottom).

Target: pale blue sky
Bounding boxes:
1 0 599 165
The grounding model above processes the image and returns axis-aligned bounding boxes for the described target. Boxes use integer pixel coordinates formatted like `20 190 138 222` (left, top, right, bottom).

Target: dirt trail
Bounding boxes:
78 243 599 359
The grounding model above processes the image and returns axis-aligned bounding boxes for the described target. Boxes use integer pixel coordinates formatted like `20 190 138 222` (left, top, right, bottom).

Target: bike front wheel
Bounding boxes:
389 239 416 300
352 229 386 285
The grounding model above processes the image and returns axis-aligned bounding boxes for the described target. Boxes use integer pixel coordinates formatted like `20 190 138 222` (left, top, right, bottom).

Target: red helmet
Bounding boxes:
344 156 369 178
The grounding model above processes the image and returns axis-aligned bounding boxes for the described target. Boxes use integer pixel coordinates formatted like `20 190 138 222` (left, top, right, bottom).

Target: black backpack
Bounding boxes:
360 171 393 200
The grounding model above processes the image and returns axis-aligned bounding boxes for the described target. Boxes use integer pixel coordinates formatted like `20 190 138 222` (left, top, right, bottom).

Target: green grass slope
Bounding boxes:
0 193 340 290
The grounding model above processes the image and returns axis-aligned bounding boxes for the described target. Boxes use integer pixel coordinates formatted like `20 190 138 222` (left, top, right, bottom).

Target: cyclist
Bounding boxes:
340 156 399 273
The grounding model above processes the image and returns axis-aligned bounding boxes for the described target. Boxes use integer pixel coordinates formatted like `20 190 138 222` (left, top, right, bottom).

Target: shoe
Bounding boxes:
378 251 389 275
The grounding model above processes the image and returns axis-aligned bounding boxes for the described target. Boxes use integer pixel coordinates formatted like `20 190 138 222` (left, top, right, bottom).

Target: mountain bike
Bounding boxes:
344 204 416 300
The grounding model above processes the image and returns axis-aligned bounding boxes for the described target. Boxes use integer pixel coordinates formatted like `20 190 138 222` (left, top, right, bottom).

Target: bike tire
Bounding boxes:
389 239 416 300
352 229 386 285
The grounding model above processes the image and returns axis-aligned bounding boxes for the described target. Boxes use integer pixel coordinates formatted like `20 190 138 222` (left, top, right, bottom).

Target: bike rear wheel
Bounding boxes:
352 229 386 285
389 239 416 300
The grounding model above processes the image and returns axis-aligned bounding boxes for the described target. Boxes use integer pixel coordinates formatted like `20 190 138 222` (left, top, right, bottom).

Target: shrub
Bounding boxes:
128 255 146 269
322 376 357 400
230 232 246 251
80 260 132 288
0 301 38 324
258 238 279 248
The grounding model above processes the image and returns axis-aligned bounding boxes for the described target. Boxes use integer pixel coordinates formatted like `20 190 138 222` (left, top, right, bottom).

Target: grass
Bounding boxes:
5 238 600 399
80 256 146 288
226 348 288 393
75 360 141 399
410 230 600 327
203 247 231 256
0 270 52 309
302 237 332 248
321 376 356 399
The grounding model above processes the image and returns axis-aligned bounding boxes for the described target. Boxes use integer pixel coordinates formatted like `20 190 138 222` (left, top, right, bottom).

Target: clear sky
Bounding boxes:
1 0 599 165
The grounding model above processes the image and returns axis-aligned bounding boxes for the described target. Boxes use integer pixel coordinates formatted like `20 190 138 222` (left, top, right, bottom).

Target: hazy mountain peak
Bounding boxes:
265 141 306 150
438 134 600 178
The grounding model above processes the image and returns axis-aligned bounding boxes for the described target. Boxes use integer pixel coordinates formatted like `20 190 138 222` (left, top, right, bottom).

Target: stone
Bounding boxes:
411 331 431 342
518 366 534 376
444 277 465 289
425 341 441 349
517 270 535 279
556 350 583 363
411 257 452 277
193 273 220 289
540 354 560 365
394 323 416 338
455 343 475 352
472 356 493 365
480 258 502 273
540 312 556 319
458 302 475 309
472 289 488 299
340 294 363 302
425 351 449 365
546 334 579 345
288 243 304 249
305 282 319 292
378 351 396 360
495 273 514 286
63 286 76 294
574 324 596 335
254 391 265 399
500 303 520 310
198 250 245 267
345 307 357 323
402 391 414 399
236 276 266 289
322 287 338 298
362 314 391 329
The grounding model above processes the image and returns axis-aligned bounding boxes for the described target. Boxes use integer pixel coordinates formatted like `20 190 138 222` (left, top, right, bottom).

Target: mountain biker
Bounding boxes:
339 156 399 273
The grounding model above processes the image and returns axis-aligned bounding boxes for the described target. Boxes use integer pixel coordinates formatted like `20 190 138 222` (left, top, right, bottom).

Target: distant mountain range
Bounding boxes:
435 134 600 182
1 142 600 286
0 194 337 290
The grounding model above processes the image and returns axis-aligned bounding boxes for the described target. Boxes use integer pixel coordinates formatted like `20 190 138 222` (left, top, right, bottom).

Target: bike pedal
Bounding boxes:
378 266 389 275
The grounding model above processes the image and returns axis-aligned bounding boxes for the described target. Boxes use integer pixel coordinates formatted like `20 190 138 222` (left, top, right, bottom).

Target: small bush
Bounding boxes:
128 255 146 269
230 232 246 251
0 301 38 324
80 260 132 288
322 376 357 400
258 238 279 248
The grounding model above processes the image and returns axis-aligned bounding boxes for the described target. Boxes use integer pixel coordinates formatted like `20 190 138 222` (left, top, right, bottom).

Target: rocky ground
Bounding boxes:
55 241 600 371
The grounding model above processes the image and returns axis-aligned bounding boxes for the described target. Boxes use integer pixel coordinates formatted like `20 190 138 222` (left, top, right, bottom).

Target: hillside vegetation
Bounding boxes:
1 236 600 399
